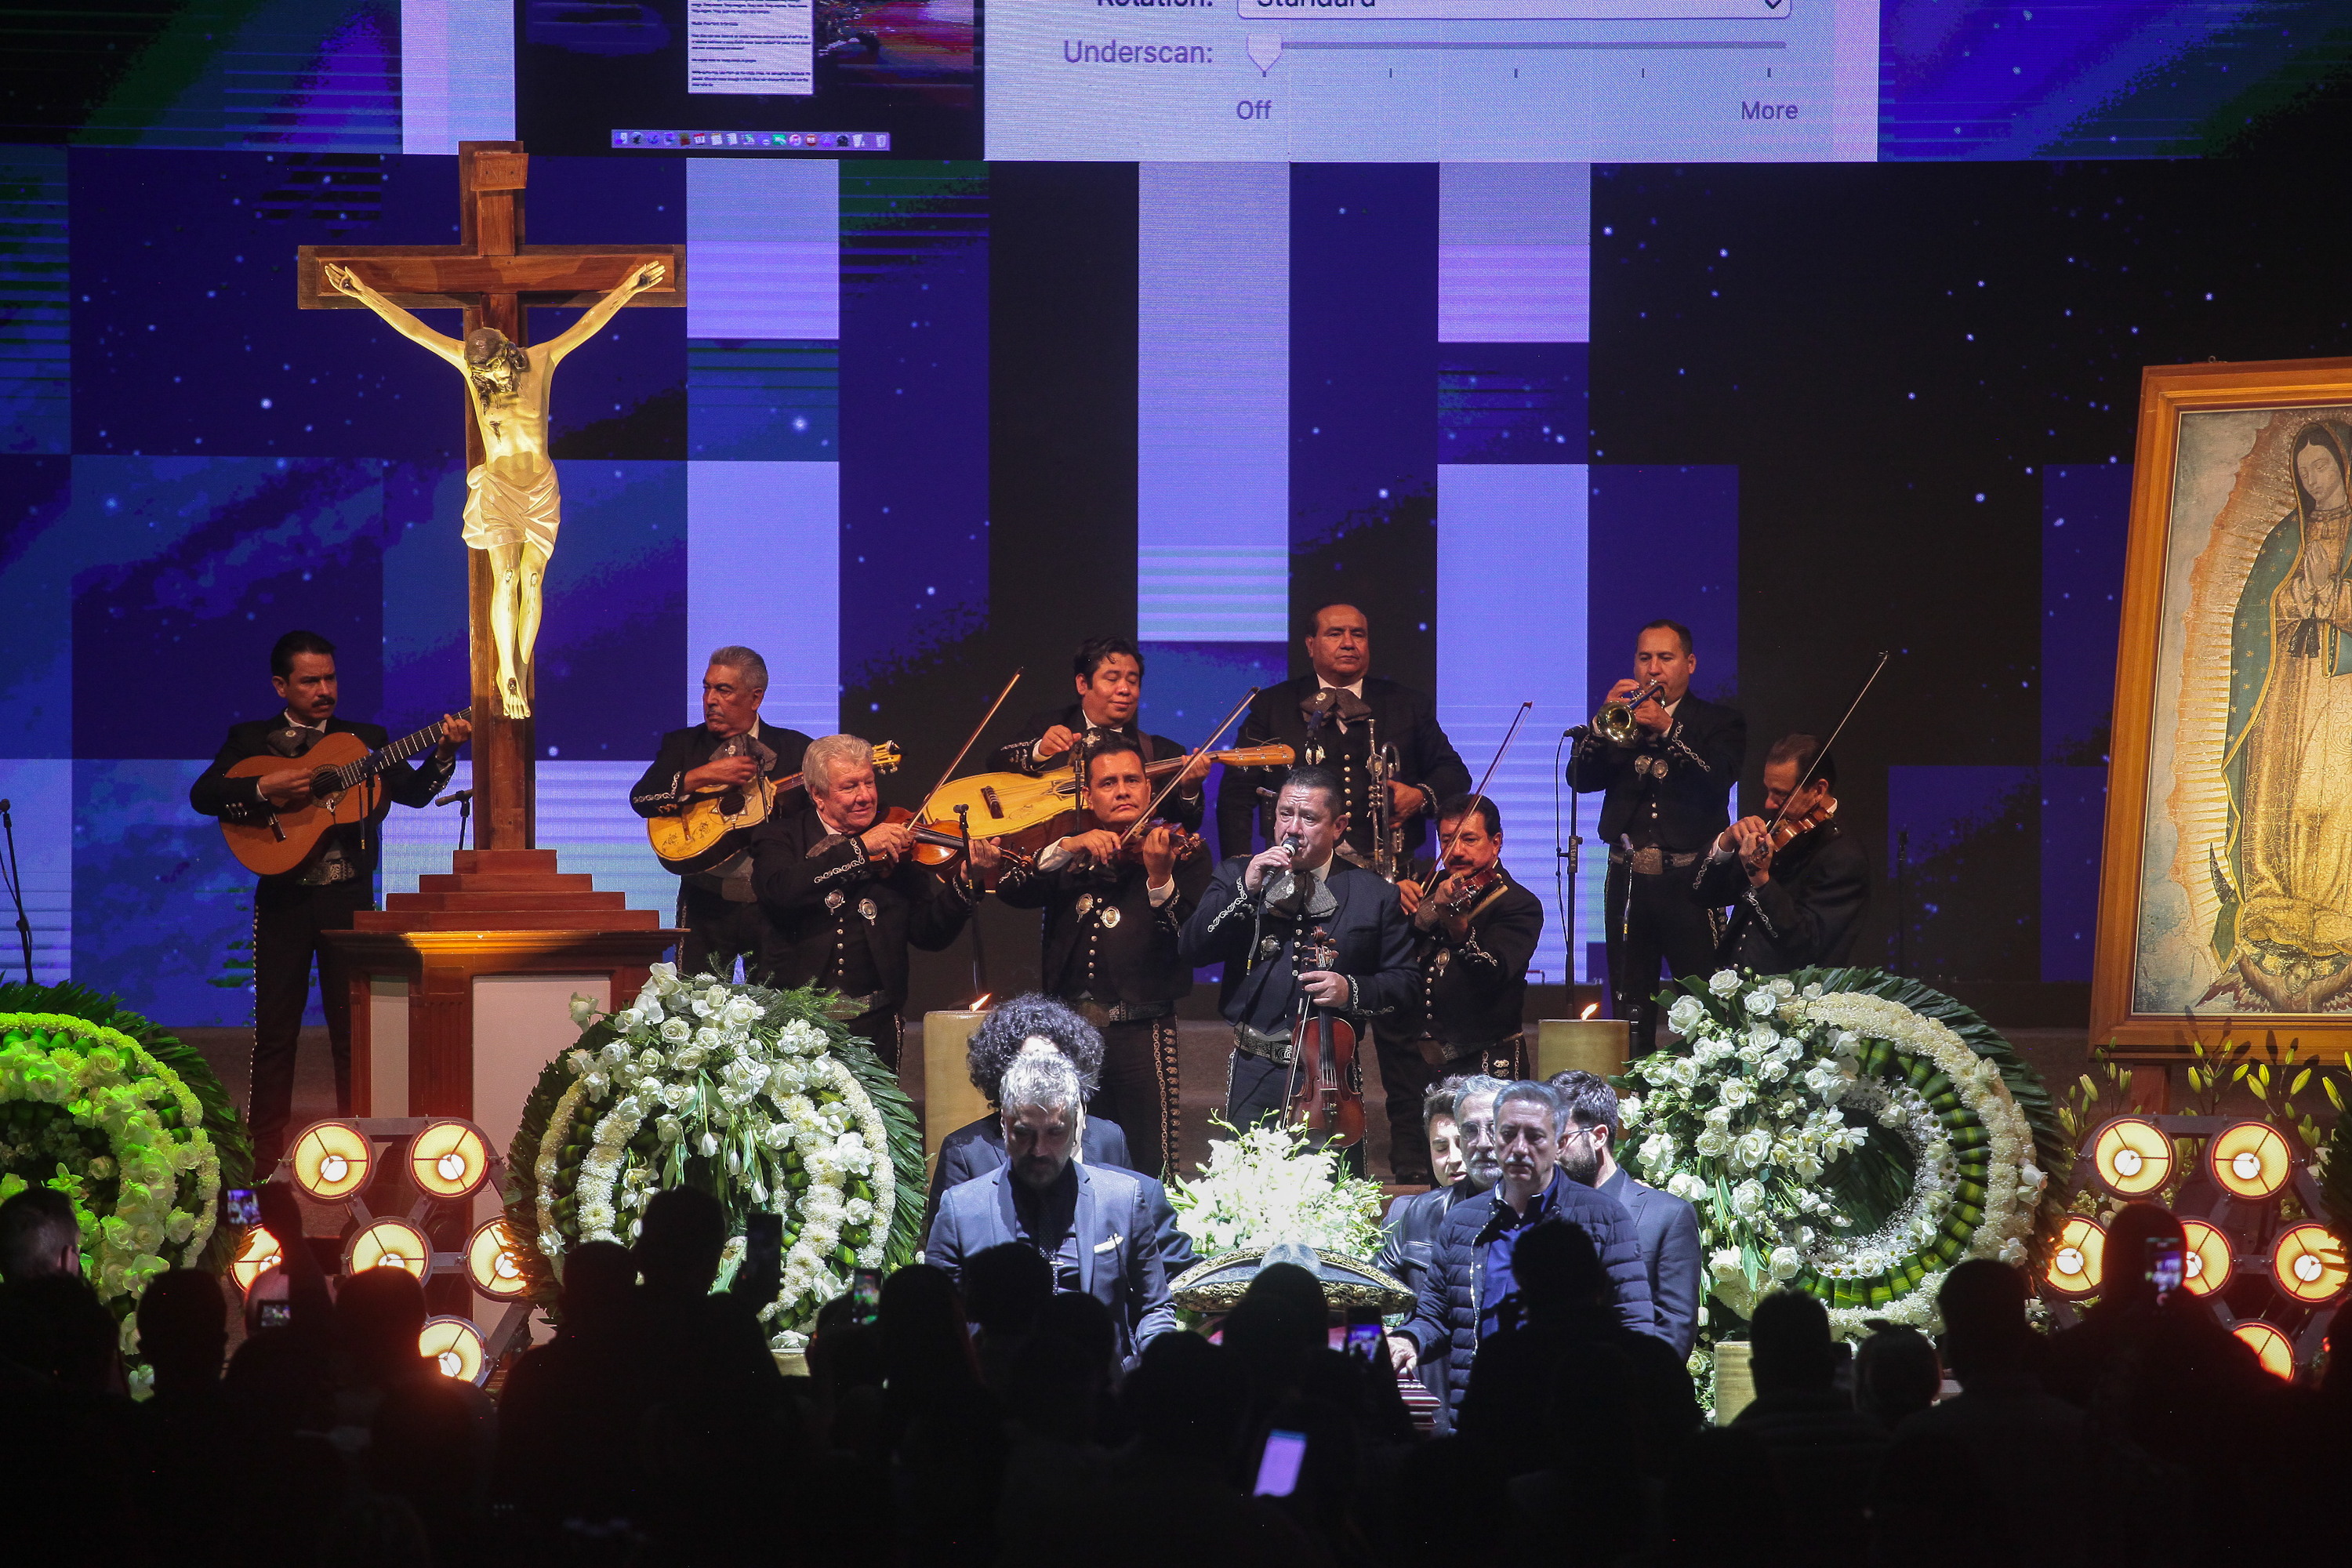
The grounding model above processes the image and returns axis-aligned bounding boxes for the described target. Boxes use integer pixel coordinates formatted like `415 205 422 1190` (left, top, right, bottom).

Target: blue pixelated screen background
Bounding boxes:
2 2 2348 1027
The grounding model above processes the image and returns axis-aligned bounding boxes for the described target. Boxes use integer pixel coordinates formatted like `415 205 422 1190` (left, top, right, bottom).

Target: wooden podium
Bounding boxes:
327 849 680 1192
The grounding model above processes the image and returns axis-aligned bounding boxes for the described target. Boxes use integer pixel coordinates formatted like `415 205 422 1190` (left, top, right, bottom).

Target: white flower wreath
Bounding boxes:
521 967 910 1352
1625 971 2048 1337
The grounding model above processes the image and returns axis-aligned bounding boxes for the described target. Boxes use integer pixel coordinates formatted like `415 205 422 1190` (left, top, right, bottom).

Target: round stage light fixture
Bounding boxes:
2180 1219 2233 1298
465 1218 530 1300
2270 1223 2348 1306
345 1217 434 1279
2044 1215 2107 1299
410 1120 492 1200
2232 1319 2294 1381
229 1225 282 1293
289 1120 372 1201
2206 1120 2292 1201
419 1316 488 1385
2089 1117 2173 1197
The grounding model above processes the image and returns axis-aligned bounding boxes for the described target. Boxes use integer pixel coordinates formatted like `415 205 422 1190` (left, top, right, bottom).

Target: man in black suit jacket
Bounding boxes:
1180 768 1418 1153
630 646 815 982
995 737 1213 1177
1385 796 1546 1179
1567 619 1746 1053
1214 603 1469 866
747 733 1000 1068
993 635 1207 830
1692 733 1871 971
1551 1069 1704 1359
188 630 468 1174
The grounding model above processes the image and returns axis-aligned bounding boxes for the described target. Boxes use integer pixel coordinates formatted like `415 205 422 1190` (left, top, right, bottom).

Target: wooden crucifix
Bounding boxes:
297 141 686 852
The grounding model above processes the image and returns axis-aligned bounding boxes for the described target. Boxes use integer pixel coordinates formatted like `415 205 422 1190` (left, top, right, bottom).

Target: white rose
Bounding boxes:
1694 1127 1731 1158
1617 1094 1644 1127
1758 1058 1788 1083
1769 978 1795 1000
1730 1178 1766 1218
1719 1078 1753 1110
1708 970 1742 996
1768 1246 1801 1281
1709 1247 1745 1282
1733 1129 1773 1169
1638 1132 1677 1171
1831 1029 1860 1058
1666 996 1707 1035
1666 1172 1708 1202
659 1017 690 1044
1744 989 1778 1018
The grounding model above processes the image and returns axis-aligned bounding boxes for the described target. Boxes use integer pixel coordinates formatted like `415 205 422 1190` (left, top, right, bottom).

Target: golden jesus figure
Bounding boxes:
323 259 666 719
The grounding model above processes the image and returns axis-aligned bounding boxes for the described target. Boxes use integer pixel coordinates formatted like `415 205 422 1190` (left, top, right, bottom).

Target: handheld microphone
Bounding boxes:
435 789 474 807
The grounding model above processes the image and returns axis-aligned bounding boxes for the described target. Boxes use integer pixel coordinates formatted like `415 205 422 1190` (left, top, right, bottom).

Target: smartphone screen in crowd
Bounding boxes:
2145 1236 2185 1305
850 1267 884 1323
1254 1429 1308 1497
223 1188 261 1229
1344 1323 1385 1362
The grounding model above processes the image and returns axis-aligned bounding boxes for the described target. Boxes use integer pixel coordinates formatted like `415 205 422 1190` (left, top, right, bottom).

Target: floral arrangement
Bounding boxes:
0 982 250 1329
1167 1116 1386 1261
503 966 924 1353
1621 966 2064 1337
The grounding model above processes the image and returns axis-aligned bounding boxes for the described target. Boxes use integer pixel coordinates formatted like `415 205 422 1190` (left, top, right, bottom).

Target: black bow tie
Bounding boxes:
1302 688 1370 728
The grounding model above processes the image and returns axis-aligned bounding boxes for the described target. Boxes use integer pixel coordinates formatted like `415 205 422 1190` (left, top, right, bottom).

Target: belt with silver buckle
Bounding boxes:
1609 846 1700 876
1072 996 1174 1029
1232 1024 1297 1066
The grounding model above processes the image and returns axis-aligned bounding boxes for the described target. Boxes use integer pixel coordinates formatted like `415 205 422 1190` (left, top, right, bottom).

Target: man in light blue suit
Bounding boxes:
927 1050 1176 1373
1552 1069 1704 1360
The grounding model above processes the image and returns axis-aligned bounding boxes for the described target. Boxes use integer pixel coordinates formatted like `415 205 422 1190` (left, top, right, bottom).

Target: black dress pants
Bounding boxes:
676 882 768 983
250 878 371 1175
1094 1015 1181 1179
1603 860 1720 1054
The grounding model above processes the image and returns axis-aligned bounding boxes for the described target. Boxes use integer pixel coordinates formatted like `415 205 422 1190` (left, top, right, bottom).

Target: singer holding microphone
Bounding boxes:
1181 767 1417 1139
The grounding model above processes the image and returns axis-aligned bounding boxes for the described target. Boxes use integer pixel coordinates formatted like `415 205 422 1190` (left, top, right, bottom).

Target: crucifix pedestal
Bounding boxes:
307 143 684 1173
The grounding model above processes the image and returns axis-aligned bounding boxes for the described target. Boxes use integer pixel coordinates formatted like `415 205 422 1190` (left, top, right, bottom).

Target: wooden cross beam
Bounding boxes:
296 142 687 852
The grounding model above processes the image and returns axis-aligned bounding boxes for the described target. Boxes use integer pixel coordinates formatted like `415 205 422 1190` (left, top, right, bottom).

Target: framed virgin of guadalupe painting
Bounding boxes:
2094 358 2352 1057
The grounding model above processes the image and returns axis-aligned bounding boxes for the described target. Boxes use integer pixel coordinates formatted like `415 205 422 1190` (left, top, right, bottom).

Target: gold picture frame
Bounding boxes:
2093 357 2352 1058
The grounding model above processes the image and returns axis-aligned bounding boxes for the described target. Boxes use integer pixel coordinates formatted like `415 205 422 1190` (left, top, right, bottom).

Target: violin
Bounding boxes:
1284 927 1366 1151
1762 794 1837 854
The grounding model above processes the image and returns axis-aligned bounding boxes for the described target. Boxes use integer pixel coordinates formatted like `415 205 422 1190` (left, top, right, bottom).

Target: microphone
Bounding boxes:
435 789 474 807
1261 834 1310 917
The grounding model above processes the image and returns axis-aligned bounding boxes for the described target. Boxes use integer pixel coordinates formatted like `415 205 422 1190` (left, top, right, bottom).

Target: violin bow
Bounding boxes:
913 667 1025 821
1116 685 1261 848
1421 700 1534 894
1762 649 1892 840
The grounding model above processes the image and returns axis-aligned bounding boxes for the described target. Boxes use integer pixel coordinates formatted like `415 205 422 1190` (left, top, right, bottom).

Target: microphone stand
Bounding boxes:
0 798 32 983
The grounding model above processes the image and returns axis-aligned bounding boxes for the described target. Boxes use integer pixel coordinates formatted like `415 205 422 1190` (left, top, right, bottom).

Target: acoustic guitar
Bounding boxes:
648 739 902 875
218 710 471 877
912 744 1295 861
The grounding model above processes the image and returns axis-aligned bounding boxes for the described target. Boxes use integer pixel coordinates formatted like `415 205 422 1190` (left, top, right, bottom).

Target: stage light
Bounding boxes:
345 1217 434 1279
2180 1219 2233 1298
2044 1216 2106 1298
2089 1117 2173 1197
290 1120 372 1201
465 1218 530 1299
2206 1120 2292 1200
230 1225 282 1292
2270 1223 2348 1306
2232 1319 2294 1381
419 1316 488 1385
410 1120 491 1200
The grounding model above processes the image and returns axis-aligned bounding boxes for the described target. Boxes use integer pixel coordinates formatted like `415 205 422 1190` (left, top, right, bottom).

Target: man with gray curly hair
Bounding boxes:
922 995 1196 1279
927 1041 1176 1371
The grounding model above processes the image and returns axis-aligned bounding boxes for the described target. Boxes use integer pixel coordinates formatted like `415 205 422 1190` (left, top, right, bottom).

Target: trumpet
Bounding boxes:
1592 679 1668 745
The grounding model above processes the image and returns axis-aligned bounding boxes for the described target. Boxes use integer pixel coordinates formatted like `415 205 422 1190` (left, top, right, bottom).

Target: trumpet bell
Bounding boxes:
1593 702 1642 746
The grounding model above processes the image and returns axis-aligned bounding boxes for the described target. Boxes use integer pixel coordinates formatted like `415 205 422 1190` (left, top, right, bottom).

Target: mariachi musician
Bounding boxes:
748 734 1000 1068
995 636 1207 830
1392 794 1546 1120
993 735 1213 1178
1180 766 1417 1142
1690 733 1871 971
630 645 814 982
1568 619 1746 1053
1215 603 1470 868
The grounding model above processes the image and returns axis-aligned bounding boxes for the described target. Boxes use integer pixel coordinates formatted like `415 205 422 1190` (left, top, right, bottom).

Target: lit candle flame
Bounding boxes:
970 993 993 1011
1580 1002 1599 1020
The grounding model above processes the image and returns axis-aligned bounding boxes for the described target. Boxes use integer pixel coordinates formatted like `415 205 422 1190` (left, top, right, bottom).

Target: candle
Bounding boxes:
1534 1017 1630 1082
1713 1340 1755 1425
921 1011 993 1180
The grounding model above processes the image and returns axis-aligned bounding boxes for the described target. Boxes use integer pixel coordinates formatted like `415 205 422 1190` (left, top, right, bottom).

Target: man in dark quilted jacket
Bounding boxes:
1388 1079 1654 1431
